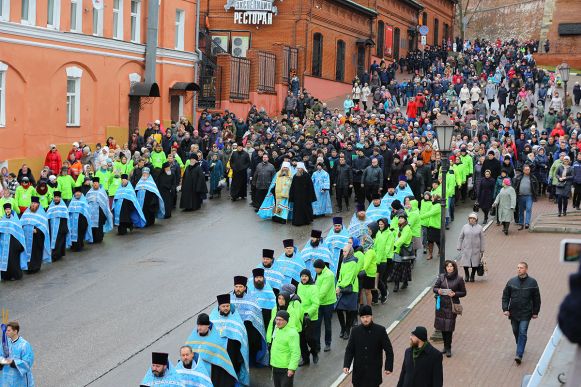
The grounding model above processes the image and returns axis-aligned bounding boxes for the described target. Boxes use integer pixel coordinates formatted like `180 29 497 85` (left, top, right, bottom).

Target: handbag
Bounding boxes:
445 277 463 315
340 284 353 294
399 243 414 258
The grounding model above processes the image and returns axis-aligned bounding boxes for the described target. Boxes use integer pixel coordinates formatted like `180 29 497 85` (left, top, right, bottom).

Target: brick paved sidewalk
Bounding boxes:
340 198 577 387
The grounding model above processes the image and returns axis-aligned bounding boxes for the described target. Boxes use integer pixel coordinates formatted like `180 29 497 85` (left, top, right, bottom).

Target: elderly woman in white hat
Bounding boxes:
457 212 485 282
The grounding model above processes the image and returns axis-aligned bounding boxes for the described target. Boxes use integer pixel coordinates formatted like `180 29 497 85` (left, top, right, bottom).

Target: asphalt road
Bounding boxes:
0 194 473 387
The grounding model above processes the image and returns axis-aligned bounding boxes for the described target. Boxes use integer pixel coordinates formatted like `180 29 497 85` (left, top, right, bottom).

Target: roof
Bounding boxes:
400 0 424 10
334 0 378 17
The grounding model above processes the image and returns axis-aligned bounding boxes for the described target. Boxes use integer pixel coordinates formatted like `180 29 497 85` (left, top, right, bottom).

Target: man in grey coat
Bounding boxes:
252 153 276 211
362 158 383 206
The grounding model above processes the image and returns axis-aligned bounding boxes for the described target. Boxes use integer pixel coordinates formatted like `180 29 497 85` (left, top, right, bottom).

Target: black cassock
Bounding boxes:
27 228 46 273
142 190 159 227
52 217 68 261
211 338 242 387
72 214 89 252
91 208 107 243
289 173 317 226
180 164 208 211
1 236 24 281
156 172 174 219
118 199 135 235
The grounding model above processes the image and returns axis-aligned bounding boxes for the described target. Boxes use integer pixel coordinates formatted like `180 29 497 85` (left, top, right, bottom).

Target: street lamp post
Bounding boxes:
559 62 571 108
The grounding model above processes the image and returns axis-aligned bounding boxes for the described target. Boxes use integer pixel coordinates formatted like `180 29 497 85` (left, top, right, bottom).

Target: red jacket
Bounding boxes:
44 151 62 174
406 101 418 119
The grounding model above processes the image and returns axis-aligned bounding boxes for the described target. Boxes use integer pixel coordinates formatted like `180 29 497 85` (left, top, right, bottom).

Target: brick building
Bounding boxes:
538 0 581 68
0 0 199 171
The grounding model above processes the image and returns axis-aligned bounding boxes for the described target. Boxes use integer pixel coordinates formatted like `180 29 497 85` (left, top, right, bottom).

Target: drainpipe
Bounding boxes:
145 0 159 85
193 0 202 120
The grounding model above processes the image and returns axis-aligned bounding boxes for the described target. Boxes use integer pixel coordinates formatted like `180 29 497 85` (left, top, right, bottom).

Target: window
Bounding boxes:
130 0 140 43
335 40 345 81
66 67 82 127
0 0 10 21
377 21 384 57
312 33 323 77
113 0 123 39
47 0 60 29
21 0 36 25
444 23 449 45
92 6 103 36
175 9 185 50
422 12 427 26
0 62 6 127
434 18 439 46
70 0 82 32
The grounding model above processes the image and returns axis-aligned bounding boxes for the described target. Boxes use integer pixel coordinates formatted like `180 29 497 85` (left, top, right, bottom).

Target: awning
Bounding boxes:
129 82 160 97
170 82 200 92
356 38 376 47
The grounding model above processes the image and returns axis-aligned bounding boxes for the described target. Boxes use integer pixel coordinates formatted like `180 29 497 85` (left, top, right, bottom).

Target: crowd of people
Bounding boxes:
0 37 577 386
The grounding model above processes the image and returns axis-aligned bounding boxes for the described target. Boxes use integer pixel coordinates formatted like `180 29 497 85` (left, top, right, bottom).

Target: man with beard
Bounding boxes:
230 276 269 367
139 352 183 387
381 183 399 209
258 162 293 223
229 143 250 201
396 326 443 387
209 294 250 386
301 229 334 277
174 346 212 386
86 177 113 244
247 268 276 331
276 239 306 285
348 204 370 242
20 196 51 274
324 217 350 276
366 193 390 222
113 174 146 234
186 313 240 387
156 162 175 219
136 167 165 226
289 162 317 226
0 204 27 281
180 153 208 212
256 248 285 291
68 187 92 251
46 191 70 261
252 153 276 211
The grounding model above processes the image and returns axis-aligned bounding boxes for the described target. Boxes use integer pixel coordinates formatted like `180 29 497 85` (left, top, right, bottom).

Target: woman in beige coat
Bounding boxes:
457 212 485 282
493 178 517 235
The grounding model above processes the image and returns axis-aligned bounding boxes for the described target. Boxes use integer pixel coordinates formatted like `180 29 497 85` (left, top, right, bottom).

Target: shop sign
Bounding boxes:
225 0 279 25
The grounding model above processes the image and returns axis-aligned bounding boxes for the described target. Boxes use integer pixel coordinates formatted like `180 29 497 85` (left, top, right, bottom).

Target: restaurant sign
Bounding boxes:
225 0 279 25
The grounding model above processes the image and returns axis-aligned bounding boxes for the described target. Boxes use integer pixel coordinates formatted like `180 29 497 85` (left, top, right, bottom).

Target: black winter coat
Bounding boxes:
433 272 467 332
396 342 443 387
478 177 495 210
343 322 394 387
502 274 541 321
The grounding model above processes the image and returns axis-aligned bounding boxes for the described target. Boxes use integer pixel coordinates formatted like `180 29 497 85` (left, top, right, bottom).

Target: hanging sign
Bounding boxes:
385 25 393 57
225 0 279 25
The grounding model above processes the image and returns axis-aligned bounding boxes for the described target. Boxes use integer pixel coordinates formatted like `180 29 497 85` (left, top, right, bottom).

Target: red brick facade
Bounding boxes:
537 0 581 69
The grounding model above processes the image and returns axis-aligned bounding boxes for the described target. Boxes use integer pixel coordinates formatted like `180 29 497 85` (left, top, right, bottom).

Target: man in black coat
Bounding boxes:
482 150 502 180
397 326 443 387
229 143 251 201
343 305 394 387
180 154 208 212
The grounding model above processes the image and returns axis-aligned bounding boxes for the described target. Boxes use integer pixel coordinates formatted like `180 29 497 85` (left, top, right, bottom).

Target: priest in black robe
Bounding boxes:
180 153 208 212
229 143 250 201
156 162 175 219
289 162 317 226
0 203 25 281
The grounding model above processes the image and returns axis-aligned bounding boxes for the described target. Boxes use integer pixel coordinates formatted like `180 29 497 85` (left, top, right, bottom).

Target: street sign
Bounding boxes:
419 25 429 36
421 35 427 45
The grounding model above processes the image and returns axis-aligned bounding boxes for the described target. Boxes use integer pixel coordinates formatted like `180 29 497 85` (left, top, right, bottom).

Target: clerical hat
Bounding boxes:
216 293 231 305
310 229 322 239
92 177 100 183
53 191 62 197
197 313 210 326
73 186 83 193
282 239 294 248
372 192 381 200
31 196 40 203
234 276 248 287
355 203 365 212
332 216 343 225
252 268 265 278
3 203 11 209
121 174 129 180
151 352 168 365
262 249 275 259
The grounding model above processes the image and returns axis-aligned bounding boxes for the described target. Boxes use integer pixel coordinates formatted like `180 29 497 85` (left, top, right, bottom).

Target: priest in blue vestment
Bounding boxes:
174 346 212 387
20 197 51 274
68 187 92 252
0 204 27 281
135 168 165 227
247 268 276 335
301 229 334 278
276 239 306 285
255 249 285 291
112 174 146 235
324 217 350 277
140 352 183 387
311 162 333 216
46 191 70 262
85 177 113 243
0 321 35 387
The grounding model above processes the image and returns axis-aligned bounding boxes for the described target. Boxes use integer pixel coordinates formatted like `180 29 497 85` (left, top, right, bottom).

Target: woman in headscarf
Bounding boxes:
492 178 517 235
457 213 485 282
336 241 359 340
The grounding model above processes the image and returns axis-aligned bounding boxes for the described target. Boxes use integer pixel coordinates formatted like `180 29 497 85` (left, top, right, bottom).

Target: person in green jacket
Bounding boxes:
359 223 378 307
33 181 51 210
419 192 433 254
421 193 443 260
297 269 320 366
114 154 135 176
404 197 422 255
95 163 113 192
0 191 20 215
57 167 76 204
15 177 35 213
150 143 167 171
336 242 359 340
392 214 413 292
270 310 300 387
373 218 393 305
267 291 303 344
313 259 336 353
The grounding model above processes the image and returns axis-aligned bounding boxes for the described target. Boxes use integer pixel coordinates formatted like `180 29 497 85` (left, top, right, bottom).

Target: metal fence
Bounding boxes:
258 51 276 93
282 46 298 83
198 53 221 109
230 57 250 100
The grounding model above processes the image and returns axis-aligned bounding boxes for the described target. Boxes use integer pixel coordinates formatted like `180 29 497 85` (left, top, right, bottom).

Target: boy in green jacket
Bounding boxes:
270 310 300 386
314 259 336 353
297 269 320 365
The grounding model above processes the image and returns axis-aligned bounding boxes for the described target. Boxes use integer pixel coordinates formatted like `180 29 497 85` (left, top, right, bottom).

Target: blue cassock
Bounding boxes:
300 240 334 278
366 202 390 222
0 336 35 387
46 201 71 250
0 215 28 273
255 263 285 291
348 214 369 240
140 360 184 386
381 192 399 209
174 359 212 387
136 177 166 219
257 172 293 221
86 187 113 233
275 247 306 284
20 207 51 264
209 306 250 386
247 282 277 311
395 182 414 200
185 324 239 384
230 292 269 366
68 196 93 243
324 228 350 276
311 170 332 216
112 183 146 228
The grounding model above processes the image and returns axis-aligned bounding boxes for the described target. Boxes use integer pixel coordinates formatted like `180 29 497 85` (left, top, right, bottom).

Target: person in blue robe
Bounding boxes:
46 191 71 262
0 321 35 387
174 346 212 387
381 184 399 209
113 174 146 234
85 177 113 244
185 313 239 387
255 248 285 291
395 178 414 200
20 197 51 274
135 168 165 227
231 276 269 367
247 268 276 333
0 204 27 281
311 163 333 217
348 203 370 239
366 193 390 222
140 352 183 387
276 239 306 284
324 217 350 277
68 187 93 252
300 229 334 278
210 294 250 386
257 162 293 223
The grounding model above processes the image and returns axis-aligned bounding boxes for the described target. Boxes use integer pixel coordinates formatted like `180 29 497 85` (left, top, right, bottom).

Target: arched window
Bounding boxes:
422 12 427 26
377 21 384 57
336 40 345 81
312 33 323 77
434 18 439 46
